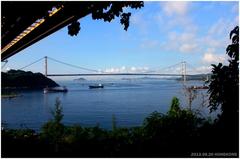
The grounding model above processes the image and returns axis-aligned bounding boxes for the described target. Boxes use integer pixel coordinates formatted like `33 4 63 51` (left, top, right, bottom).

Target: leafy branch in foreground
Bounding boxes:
208 26 239 127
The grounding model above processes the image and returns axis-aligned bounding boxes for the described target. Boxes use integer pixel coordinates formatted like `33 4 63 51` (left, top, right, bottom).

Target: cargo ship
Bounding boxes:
89 84 104 89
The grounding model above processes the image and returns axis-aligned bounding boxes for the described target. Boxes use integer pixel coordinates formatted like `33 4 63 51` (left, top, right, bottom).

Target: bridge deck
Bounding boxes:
47 73 191 76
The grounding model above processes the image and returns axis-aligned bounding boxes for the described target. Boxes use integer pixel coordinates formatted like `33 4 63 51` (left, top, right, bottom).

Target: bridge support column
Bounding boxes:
44 56 47 76
182 61 186 83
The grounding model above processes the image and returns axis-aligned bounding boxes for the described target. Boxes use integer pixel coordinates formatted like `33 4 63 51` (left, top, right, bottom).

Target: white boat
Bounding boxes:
43 86 68 93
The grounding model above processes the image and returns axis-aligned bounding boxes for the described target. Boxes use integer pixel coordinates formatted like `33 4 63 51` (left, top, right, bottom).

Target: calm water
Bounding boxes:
2 79 213 131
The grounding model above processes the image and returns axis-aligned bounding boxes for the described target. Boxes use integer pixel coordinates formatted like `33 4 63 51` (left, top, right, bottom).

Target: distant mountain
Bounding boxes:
1 69 59 89
121 78 133 80
74 78 86 81
121 77 161 80
138 77 161 80
176 73 211 81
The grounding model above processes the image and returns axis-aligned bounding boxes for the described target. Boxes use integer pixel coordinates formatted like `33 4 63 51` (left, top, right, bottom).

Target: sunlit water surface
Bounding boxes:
2 79 217 131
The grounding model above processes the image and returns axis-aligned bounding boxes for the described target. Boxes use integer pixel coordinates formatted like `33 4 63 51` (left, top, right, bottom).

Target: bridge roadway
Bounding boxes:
47 73 192 76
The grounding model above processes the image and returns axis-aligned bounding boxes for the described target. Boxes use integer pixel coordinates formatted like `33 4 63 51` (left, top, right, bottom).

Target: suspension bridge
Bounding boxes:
2 56 209 83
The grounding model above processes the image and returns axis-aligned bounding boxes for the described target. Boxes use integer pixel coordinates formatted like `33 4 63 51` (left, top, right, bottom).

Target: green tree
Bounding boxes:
183 85 198 111
168 97 181 117
52 98 64 123
112 114 117 131
208 26 239 128
41 97 64 152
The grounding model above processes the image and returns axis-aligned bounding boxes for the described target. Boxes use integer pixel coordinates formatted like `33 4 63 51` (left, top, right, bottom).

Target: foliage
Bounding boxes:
183 85 198 110
112 114 117 131
143 111 165 138
68 21 80 36
41 98 64 151
143 97 203 138
168 96 181 117
208 26 239 126
2 129 36 138
65 1 144 36
52 98 64 123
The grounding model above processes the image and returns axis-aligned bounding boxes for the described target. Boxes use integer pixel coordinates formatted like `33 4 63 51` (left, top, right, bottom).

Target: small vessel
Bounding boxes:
89 84 104 89
190 85 209 90
44 86 68 93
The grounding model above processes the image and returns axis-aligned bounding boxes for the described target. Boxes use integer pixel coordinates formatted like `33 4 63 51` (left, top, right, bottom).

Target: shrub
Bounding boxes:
41 98 64 152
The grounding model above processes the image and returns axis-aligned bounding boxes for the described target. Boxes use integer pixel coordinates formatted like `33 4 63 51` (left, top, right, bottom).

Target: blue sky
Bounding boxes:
3 1 239 79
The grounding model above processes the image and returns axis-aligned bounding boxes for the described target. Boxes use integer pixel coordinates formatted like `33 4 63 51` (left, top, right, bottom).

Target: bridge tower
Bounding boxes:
181 61 186 83
44 56 48 76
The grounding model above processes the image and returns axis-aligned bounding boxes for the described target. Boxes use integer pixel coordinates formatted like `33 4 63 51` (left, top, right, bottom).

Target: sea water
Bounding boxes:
1 78 216 131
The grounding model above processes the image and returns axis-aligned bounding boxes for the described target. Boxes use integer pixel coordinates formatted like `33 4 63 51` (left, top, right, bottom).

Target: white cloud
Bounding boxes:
163 14 237 54
179 43 198 53
155 1 195 33
200 36 226 49
208 18 237 38
130 1 198 54
163 31 199 53
197 16 238 56
203 53 217 63
6 67 10 71
232 3 239 14
129 1 236 69
156 63 212 74
181 32 196 41
161 65 182 74
208 19 227 36
104 66 149 73
169 32 195 42
162 1 190 16
194 66 212 74
202 48 226 64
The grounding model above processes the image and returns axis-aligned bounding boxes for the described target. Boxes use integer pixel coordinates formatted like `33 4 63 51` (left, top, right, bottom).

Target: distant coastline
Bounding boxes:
121 77 167 80
120 74 211 81
175 74 211 81
1 70 59 90
73 77 87 81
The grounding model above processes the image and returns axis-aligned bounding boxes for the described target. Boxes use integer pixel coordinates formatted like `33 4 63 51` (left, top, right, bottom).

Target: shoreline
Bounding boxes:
1 94 21 99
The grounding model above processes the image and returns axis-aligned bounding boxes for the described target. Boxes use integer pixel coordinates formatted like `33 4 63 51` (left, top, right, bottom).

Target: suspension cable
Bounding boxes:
143 62 182 73
19 57 44 70
185 62 202 73
17 56 196 75
186 62 197 70
159 62 183 71
47 56 101 73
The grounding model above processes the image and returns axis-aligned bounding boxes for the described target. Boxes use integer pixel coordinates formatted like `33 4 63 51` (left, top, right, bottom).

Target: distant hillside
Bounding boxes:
1 70 59 89
121 77 161 80
176 74 211 81
74 77 86 81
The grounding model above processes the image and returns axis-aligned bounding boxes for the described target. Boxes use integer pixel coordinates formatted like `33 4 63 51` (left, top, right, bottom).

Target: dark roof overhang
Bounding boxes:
1 1 101 61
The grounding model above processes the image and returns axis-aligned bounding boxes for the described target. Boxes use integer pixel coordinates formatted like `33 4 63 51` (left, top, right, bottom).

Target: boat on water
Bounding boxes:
190 85 209 89
44 86 68 93
89 84 104 89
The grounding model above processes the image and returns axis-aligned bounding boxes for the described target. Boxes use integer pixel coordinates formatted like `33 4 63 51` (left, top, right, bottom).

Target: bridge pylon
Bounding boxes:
44 56 48 76
181 61 186 83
